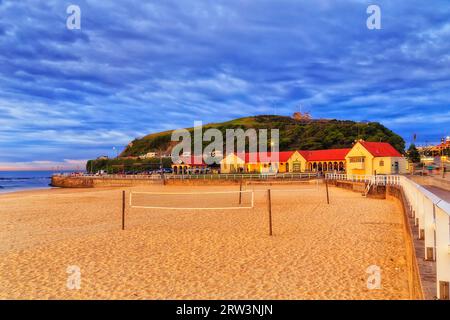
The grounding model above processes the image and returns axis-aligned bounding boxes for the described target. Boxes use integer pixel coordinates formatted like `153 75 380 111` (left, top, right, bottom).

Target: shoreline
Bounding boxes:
0 186 55 196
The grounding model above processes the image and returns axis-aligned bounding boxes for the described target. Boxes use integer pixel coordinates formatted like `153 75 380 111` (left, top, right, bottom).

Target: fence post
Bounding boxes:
268 189 273 236
239 180 243 205
122 190 126 230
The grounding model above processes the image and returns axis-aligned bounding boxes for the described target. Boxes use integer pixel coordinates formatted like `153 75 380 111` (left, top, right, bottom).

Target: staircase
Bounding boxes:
362 178 374 197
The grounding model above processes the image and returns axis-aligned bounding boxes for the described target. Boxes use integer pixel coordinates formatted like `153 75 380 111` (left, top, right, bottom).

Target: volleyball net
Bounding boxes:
246 178 321 192
129 190 254 210
124 182 329 234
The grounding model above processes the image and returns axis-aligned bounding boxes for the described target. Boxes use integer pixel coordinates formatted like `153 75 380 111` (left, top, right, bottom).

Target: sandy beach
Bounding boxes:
0 184 411 299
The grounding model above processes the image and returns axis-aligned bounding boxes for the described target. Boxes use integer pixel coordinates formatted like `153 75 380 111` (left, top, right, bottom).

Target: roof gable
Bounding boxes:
358 141 402 157
179 156 207 165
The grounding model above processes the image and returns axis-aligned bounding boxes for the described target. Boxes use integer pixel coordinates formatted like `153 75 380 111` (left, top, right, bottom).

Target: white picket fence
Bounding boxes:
325 173 401 186
326 173 450 299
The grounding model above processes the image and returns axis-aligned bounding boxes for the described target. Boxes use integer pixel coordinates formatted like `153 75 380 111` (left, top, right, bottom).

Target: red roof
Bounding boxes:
359 141 403 157
178 156 207 166
236 151 295 163
298 149 351 161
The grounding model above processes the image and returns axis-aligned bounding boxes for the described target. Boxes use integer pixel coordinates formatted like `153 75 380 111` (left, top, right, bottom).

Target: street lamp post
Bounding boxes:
159 148 164 179
442 156 446 179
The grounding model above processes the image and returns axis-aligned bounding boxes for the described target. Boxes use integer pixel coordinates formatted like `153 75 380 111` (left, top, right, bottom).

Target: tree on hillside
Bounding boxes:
407 144 421 163
109 116 406 158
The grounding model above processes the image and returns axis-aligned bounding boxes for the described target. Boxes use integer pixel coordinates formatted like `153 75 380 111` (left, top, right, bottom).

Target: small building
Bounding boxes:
139 152 157 159
299 149 350 173
345 141 407 175
220 151 304 174
171 156 208 174
219 141 407 175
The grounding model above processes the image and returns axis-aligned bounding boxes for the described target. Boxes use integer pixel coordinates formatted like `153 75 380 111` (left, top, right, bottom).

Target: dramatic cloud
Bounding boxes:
0 0 449 169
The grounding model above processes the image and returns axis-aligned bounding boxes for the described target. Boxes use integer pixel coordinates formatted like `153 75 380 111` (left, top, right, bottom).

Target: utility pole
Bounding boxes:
159 148 164 179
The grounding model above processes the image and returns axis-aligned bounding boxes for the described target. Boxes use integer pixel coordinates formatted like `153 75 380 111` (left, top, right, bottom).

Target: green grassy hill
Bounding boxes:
120 115 405 157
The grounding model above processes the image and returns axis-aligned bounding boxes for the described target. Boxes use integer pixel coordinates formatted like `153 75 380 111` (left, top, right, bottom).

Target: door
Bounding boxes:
394 161 399 174
293 161 301 172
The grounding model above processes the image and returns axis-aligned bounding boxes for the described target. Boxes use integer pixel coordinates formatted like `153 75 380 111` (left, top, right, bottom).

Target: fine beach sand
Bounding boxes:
0 183 411 299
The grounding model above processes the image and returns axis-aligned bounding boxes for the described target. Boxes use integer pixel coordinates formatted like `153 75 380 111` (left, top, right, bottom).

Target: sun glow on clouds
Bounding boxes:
0 159 88 171
0 0 450 169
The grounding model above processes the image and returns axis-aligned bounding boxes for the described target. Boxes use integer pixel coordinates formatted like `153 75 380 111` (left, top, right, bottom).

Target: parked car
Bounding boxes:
151 168 173 174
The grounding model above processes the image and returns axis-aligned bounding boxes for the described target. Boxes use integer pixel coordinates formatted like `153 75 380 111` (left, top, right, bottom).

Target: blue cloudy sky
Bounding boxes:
0 0 449 170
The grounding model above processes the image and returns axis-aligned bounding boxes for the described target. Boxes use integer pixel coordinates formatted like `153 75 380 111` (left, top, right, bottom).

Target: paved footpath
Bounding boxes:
423 185 450 202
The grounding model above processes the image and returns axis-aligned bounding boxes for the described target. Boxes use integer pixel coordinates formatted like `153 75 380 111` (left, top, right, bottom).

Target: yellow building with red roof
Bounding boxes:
220 151 307 174
219 140 408 175
345 140 407 175
172 156 208 174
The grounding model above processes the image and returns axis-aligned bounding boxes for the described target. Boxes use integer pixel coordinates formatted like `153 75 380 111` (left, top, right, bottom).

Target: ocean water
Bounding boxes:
0 171 75 194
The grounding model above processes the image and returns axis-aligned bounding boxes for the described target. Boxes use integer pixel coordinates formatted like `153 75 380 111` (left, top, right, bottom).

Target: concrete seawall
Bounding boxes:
51 175 319 188
51 175 163 188
51 175 95 188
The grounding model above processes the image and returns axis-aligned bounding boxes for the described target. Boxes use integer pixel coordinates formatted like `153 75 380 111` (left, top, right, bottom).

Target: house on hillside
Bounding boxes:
139 152 157 159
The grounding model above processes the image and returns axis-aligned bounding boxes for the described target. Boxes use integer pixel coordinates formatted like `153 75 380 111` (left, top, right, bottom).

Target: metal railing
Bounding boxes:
54 172 319 181
327 173 450 299
58 174 163 180
166 173 318 180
